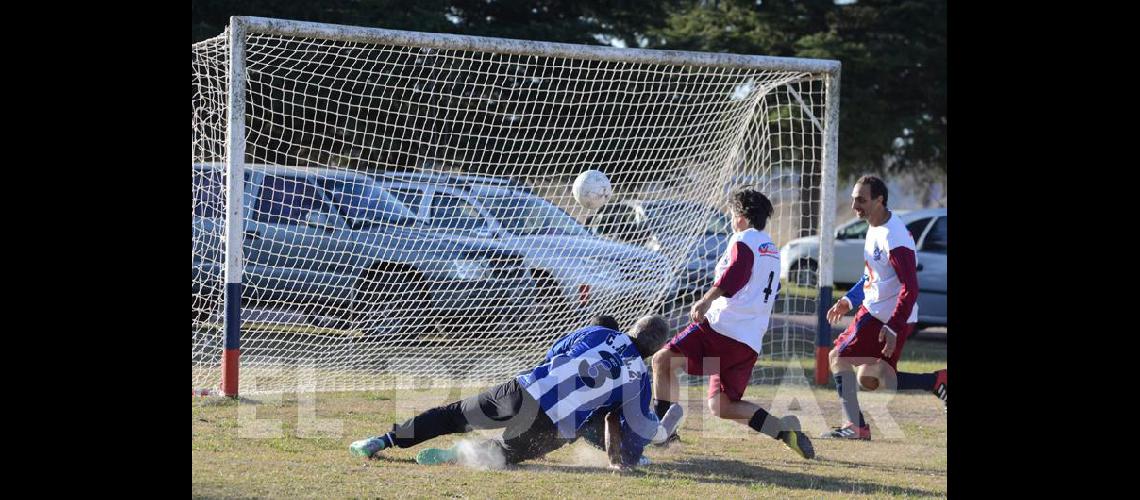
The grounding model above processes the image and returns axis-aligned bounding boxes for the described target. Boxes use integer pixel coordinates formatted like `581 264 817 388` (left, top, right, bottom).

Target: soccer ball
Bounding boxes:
572 170 612 210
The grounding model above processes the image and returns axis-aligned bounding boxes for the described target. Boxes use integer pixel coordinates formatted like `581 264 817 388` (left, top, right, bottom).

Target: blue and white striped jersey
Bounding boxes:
516 325 659 465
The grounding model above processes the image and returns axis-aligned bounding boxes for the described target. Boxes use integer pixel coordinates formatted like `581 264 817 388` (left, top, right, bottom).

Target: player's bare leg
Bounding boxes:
706 391 814 459
650 347 686 443
651 348 684 407
856 359 891 391
856 357 946 411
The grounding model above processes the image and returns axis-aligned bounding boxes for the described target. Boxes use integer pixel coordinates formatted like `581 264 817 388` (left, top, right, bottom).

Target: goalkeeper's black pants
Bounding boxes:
388 378 572 464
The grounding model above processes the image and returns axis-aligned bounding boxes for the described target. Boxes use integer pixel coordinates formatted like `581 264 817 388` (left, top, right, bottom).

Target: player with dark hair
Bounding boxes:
649 187 815 459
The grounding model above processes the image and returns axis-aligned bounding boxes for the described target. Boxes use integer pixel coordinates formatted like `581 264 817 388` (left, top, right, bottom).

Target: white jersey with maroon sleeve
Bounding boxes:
705 228 781 354
862 212 919 323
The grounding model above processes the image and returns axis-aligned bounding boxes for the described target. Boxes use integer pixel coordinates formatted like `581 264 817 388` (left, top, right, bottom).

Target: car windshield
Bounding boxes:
193 168 224 218
839 219 869 239
467 186 590 237
645 201 728 235
319 177 415 228
704 210 731 235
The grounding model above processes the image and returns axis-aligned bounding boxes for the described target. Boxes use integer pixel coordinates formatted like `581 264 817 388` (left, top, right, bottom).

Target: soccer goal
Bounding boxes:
193 16 840 396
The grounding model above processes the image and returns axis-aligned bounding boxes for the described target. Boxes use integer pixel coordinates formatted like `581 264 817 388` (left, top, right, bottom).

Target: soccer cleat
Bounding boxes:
781 415 802 432
349 435 391 459
652 431 681 448
653 403 684 448
776 430 816 459
416 446 459 465
819 423 871 440
933 369 947 413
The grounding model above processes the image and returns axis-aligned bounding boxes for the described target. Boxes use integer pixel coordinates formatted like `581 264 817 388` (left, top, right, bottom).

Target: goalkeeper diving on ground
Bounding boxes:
350 314 673 469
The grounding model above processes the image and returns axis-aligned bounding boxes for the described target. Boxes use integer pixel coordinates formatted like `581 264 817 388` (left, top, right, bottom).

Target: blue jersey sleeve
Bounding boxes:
567 329 614 358
516 330 579 376
844 274 867 308
543 330 579 361
618 375 658 466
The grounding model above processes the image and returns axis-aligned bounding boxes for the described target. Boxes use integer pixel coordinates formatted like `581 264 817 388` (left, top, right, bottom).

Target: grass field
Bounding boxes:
192 334 947 498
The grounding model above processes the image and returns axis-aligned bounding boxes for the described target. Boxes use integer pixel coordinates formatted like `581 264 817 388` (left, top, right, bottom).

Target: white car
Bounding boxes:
779 208 947 328
373 177 674 321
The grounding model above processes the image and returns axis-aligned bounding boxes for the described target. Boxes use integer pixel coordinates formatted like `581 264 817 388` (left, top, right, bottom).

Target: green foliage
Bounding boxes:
193 0 946 176
650 0 946 175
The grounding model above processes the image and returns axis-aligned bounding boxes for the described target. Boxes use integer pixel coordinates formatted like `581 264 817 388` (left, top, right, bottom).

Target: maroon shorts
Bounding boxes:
833 306 911 370
665 321 758 401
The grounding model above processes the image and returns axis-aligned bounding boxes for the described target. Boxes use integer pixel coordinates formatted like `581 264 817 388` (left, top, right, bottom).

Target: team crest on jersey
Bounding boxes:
872 243 884 261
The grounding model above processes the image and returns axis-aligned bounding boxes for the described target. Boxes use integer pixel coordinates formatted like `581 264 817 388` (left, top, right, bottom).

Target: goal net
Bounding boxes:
193 17 840 395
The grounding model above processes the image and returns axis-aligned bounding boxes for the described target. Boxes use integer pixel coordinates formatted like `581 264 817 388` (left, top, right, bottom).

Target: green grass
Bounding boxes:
194 320 365 338
895 332 948 374
780 281 848 300
748 331 946 383
194 334 947 498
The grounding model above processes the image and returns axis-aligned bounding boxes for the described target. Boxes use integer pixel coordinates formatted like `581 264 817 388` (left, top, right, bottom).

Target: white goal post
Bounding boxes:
192 16 840 396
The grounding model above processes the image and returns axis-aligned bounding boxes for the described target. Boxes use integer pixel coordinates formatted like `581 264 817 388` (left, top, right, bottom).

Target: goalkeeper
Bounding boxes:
350 314 670 469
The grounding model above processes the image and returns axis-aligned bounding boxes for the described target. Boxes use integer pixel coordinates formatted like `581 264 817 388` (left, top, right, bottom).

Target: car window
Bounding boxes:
905 217 933 244
592 203 637 236
253 175 329 225
705 211 731 235
644 201 725 235
193 168 224 218
838 220 869 239
645 202 692 222
922 216 947 253
387 188 425 215
468 186 590 237
318 178 415 227
430 194 489 232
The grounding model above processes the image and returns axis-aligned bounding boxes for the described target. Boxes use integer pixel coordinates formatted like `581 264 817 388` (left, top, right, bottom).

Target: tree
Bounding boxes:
193 0 681 47
193 0 947 177
649 0 947 177
193 0 457 43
